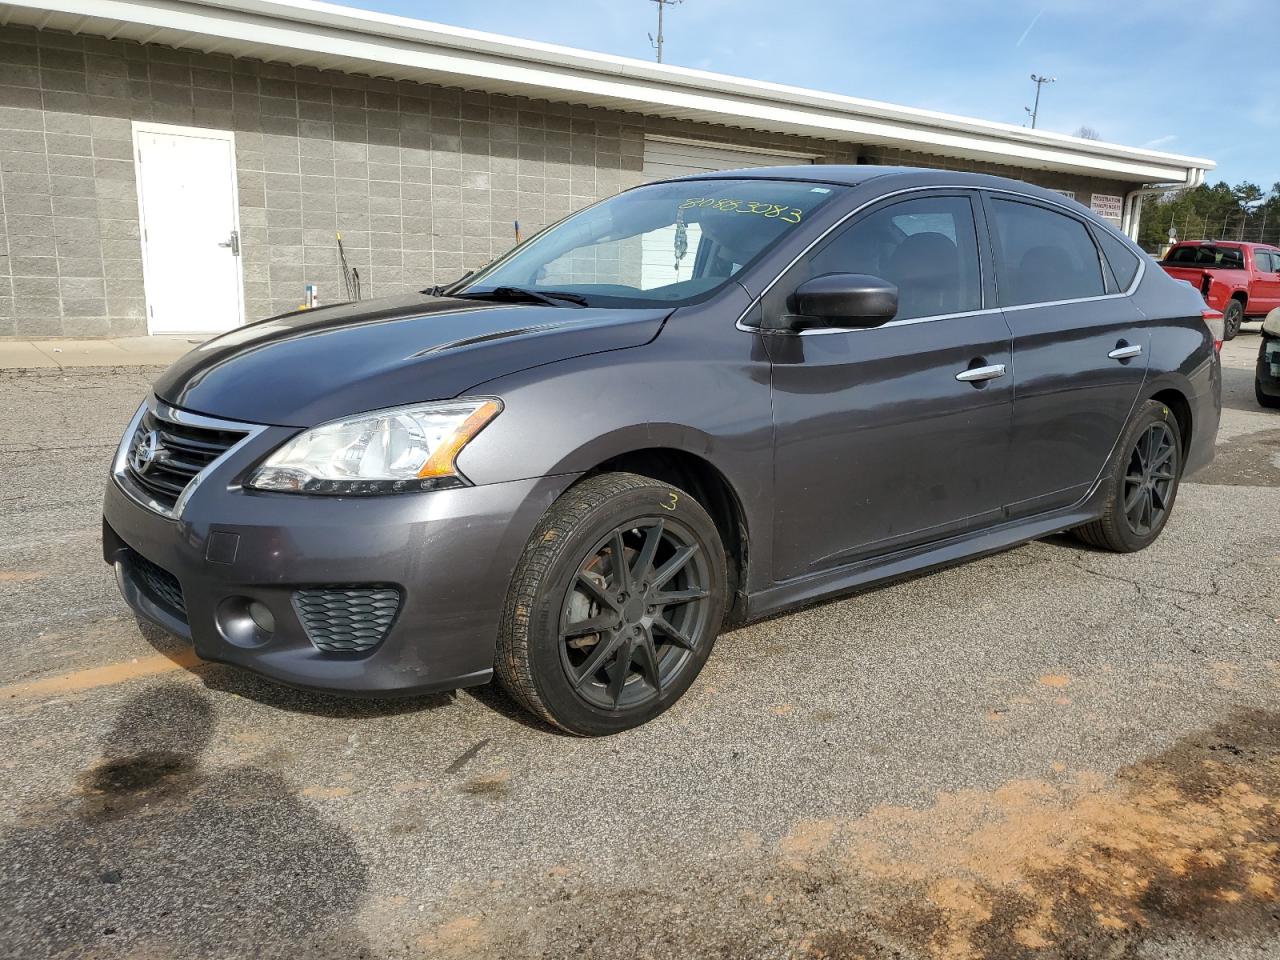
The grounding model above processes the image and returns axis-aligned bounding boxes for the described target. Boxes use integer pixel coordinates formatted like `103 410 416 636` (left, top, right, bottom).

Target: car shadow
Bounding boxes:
133 617 456 720
0 682 381 957
132 616 565 733
1221 361 1266 416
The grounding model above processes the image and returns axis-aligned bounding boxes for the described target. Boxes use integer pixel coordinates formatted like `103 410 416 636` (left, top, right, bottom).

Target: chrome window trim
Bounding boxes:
112 396 267 520
736 182 1145 336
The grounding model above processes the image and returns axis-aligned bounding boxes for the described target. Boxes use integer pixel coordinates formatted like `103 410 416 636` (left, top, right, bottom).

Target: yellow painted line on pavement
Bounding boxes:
0 649 207 700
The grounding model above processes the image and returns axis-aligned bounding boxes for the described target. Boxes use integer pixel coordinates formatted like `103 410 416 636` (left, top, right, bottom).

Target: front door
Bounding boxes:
981 193 1151 517
134 124 244 334
763 191 1014 583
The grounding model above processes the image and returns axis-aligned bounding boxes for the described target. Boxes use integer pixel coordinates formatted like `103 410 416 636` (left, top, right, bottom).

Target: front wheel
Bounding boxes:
1223 299 1244 341
496 472 728 736
1073 399 1184 552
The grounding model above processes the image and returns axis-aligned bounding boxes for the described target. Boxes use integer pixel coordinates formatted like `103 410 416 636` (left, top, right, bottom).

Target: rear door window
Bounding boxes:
801 194 982 321
987 197 1105 306
1094 228 1142 291
1257 250 1276 273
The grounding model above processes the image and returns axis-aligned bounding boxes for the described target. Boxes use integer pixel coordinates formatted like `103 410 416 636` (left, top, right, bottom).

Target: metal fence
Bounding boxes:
1160 211 1280 245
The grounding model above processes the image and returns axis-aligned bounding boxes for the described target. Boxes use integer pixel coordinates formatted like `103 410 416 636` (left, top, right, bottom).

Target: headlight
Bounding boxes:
246 399 501 495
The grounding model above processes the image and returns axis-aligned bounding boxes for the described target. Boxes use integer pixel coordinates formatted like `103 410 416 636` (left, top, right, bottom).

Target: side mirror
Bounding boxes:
786 273 898 330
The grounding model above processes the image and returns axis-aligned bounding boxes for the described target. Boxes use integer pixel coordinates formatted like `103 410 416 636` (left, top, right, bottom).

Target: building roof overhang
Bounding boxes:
0 0 1216 185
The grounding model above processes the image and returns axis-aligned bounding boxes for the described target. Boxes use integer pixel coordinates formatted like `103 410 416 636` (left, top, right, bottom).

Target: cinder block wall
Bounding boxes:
0 23 1130 338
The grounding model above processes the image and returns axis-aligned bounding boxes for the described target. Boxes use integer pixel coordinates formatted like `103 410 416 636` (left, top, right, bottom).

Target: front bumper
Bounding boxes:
103 443 576 697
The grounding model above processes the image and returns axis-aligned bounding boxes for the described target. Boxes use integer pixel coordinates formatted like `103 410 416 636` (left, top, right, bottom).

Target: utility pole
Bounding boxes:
648 0 681 63
1024 74 1055 128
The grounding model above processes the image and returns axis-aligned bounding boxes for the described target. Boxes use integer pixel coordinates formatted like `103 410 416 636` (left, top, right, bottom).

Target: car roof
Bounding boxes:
664 164 1090 208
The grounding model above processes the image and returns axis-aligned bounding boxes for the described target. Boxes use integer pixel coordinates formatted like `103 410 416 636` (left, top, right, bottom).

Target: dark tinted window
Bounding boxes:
988 198 1105 306
1095 228 1141 290
1164 244 1245 268
1257 250 1276 273
805 195 982 320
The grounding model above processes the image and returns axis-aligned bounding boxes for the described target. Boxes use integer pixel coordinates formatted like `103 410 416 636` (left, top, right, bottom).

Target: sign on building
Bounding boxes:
1054 190 1076 200
1090 194 1124 221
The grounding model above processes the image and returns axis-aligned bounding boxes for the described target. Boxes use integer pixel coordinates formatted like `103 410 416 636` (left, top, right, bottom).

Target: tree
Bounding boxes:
1136 180 1280 252
1073 126 1102 140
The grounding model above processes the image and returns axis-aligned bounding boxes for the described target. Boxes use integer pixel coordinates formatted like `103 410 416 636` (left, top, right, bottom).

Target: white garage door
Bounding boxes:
640 138 813 288
642 137 814 180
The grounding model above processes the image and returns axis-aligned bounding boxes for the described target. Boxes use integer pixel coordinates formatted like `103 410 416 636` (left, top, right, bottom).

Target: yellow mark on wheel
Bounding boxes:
0 648 206 700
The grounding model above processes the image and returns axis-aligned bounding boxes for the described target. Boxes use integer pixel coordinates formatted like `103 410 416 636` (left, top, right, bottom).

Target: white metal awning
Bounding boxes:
0 0 1215 185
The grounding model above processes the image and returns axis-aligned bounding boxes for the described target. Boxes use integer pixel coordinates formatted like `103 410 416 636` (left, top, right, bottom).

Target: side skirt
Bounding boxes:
744 481 1109 622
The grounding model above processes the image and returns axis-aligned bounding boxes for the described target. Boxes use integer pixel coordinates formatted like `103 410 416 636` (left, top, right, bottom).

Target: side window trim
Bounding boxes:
736 183 1146 334
1087 222 1122 294
979 189 1117 308
765 189 990 334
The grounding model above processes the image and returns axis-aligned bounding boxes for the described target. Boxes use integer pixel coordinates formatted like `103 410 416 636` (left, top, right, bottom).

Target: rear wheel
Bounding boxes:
496 472 727 736
1223 299 1244 341
1073 399 1183 553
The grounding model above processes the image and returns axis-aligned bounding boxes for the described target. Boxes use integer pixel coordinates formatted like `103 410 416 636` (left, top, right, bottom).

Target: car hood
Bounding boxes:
154 294 669 427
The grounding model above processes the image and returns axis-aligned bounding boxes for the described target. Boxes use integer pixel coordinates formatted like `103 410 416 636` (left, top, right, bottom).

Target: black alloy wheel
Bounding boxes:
496 472 727 736
559 517 712 710
1073 399 1183 553
1122 421 1178 537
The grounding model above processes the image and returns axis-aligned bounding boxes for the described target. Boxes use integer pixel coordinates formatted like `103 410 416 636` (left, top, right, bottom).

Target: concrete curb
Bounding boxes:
0 337 200 371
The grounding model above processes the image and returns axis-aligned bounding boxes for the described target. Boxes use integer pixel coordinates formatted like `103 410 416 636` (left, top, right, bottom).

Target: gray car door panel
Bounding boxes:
761 191 1015 583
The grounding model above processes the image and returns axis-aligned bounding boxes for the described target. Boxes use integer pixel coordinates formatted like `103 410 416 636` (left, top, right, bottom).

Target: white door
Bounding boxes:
640 138 813 288
133 124 244 334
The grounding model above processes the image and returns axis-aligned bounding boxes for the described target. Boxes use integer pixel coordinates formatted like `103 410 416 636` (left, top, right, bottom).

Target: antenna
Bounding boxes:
647 0 682 63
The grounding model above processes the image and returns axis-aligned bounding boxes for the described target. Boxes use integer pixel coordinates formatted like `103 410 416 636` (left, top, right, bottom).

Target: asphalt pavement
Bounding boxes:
0 332 1277 960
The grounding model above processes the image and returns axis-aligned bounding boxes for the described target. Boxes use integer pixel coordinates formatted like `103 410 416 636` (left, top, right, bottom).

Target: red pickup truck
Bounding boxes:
1159 241 1280 340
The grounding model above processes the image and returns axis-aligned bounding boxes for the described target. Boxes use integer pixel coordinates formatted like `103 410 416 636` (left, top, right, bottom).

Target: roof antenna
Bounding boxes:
647 0 681 63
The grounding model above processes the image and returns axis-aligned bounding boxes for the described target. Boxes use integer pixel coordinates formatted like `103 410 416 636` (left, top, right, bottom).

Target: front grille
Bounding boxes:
292 586 401 653
124 410 248 512
130 551 186 618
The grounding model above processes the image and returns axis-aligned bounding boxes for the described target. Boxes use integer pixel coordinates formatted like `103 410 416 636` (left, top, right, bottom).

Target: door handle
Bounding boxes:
955 363 1006 383
1108 343 1142 360
217 230 240 256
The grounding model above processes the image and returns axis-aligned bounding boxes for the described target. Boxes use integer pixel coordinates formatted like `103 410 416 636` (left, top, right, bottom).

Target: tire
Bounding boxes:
495 472 728 736
1257 377 1280 409
1223 299 1243 341
1073 399 1184 553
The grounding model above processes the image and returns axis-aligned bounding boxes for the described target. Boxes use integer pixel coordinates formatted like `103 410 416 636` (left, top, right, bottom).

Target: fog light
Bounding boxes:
215 596 274 648
248 601 275 633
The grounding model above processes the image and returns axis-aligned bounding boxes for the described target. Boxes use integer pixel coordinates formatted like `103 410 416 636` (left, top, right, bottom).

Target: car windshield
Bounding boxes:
454 178 844 307
1164 244 1245 268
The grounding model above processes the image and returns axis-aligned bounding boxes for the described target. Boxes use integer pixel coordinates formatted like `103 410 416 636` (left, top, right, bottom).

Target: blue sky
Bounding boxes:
339 0 1276 190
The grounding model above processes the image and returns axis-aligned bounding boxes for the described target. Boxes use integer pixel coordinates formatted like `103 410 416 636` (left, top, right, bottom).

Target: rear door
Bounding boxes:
983 192 1150 518
764 190 1014 582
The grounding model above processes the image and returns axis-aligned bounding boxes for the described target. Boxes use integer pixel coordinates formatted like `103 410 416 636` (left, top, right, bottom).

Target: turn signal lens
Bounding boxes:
417 400 502 478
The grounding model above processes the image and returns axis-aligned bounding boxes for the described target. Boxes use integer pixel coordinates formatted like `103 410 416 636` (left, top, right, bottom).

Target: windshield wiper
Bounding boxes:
452 286 589 308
